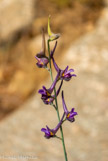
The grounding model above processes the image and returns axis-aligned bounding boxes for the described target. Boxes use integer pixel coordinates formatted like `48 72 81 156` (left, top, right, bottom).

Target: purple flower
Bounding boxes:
41 112 65 138
62 91 77 122
51 43 76 81
35 28 49 68
35 56 49 68
38 71 63 104
43 80 63 104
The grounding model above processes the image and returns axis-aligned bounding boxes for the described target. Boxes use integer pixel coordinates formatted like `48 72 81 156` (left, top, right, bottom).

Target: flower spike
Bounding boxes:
36 16 78 161
62 91 78 122
41 112 65 139
48 15 60 41
35 28 49 68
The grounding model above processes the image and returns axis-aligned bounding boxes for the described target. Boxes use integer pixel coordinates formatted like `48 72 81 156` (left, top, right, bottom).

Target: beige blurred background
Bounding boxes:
0 0 104 119
0 0 108 161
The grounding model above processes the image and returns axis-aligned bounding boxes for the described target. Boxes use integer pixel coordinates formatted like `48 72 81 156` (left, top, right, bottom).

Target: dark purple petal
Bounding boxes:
69 112 78 118
38 86 47 95
43 97 54 105
61 72 76 81
41 128 51 138
65 68 74 75
66 108 78 122
36 63 43 68
71 108 75 113
66 116 75 122
70 108 78 117
42 86 47 91
41 57 49 64
64 66 69 73
38 89 45 94
46 126 50 131
41 126 54 139
71 74 77 77
41 128 47 133
35 56 49 68
61 74 71 81
71 108 75 112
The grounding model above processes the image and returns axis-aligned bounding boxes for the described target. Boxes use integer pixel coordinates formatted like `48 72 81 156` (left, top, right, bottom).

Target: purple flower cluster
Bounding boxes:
35 17 78 139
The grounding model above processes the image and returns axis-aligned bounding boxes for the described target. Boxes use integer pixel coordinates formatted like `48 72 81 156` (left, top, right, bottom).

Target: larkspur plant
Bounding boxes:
35 16 78 161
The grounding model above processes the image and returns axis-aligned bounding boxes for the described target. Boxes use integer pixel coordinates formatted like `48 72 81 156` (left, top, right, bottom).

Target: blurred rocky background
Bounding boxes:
0 0 108 161
0 0 104 119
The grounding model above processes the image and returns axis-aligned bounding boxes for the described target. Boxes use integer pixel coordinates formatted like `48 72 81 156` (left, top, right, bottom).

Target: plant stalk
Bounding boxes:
47 40 68 161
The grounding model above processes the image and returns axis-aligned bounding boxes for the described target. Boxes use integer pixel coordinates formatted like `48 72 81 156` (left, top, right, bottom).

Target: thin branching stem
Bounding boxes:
47 40 68 161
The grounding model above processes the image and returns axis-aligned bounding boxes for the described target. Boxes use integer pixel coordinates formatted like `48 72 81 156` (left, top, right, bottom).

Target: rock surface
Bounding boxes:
0 2 108 161
0 0 36 42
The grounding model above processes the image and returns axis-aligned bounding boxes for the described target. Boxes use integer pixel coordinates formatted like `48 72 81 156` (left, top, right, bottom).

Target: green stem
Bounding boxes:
47 40 68 161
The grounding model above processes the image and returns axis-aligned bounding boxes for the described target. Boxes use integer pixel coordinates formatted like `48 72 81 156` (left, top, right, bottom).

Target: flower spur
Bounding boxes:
62 91 77 122
50 42 76 81
35 28 49 68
